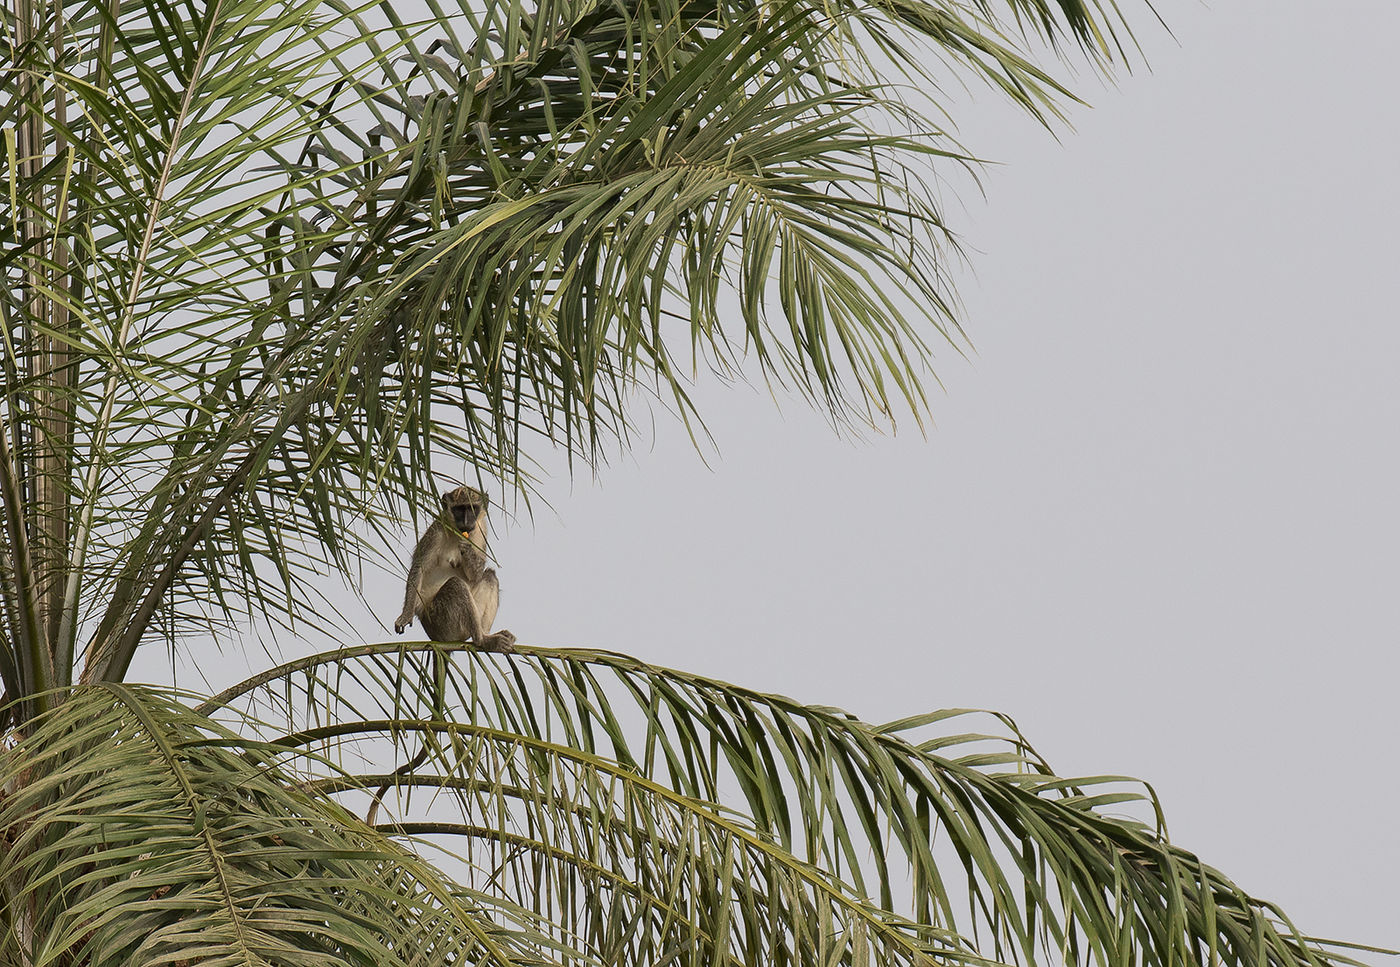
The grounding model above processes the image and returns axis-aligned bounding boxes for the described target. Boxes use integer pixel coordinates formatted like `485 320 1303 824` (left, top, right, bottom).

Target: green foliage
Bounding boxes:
1 0 1148 686
0 685 570 965
1 0 1388 964
203 644 1378 967
2 651 1383 965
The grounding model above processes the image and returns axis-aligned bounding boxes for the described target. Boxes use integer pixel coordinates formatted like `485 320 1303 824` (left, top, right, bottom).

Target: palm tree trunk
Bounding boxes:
7 0 65 710
39 0 75 687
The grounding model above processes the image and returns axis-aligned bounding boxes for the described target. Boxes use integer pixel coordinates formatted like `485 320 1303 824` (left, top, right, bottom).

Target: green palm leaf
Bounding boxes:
0 685 583 965
198 643 1379 967
5 0 1147 689
8 0 1384 964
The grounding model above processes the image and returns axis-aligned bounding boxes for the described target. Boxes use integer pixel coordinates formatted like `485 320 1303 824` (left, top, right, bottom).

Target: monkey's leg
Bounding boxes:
419 577 475 642
422 576 514 652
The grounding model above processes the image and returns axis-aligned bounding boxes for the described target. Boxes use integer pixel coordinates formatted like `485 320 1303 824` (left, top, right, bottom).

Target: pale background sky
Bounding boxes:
503 0 1400 947
153 0 1400 952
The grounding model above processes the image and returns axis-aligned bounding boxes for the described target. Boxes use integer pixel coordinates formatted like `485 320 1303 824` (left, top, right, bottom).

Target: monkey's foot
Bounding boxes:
479 630 516 654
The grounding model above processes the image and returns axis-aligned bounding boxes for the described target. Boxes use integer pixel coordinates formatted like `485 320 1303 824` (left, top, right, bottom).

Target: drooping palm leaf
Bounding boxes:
0 684 587 965
199 642 1381 967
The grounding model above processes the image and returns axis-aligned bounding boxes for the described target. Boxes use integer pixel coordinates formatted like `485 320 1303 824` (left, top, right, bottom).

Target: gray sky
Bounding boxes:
500 0 1400 948
157 0 1400 952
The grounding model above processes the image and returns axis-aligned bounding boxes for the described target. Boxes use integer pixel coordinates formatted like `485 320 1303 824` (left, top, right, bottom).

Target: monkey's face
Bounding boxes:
442 486 487 536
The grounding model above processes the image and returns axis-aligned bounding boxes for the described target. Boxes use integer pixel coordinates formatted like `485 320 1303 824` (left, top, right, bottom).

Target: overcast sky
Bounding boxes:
505 0 1400 947
157 0 1400 952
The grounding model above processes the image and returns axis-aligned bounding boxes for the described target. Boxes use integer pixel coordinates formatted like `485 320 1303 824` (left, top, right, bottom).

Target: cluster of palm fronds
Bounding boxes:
2 647 1382 966
1 0 1148 684
2 0 1388 962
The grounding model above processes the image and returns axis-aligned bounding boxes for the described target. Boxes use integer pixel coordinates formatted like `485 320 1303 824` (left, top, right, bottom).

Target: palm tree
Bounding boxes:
0 0 1387 963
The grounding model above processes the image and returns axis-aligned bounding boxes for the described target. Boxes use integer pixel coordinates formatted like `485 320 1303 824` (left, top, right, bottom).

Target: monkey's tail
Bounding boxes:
365 744 431 827
366 647 446 827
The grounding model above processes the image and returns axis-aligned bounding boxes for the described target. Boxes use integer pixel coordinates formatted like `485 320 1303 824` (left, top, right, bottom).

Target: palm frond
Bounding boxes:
0 684 585 966
199 642 1376 967
3 0 1159 691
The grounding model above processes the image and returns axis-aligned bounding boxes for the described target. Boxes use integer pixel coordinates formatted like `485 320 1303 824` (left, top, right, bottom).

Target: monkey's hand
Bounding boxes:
394 611 415 634
479 630 516 654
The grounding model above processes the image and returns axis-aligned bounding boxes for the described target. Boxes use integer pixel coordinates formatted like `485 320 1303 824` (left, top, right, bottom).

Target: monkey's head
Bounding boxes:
441 486 488 536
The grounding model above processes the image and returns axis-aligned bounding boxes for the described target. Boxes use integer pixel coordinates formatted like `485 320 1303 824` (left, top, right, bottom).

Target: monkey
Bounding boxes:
394 485 515 653
372 486 513 825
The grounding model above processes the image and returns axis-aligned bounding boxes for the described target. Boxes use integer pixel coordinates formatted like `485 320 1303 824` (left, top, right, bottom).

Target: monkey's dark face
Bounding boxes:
442 486 486 535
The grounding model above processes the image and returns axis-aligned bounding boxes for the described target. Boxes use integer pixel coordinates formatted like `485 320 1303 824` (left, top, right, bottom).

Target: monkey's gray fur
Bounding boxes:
394 485 515 652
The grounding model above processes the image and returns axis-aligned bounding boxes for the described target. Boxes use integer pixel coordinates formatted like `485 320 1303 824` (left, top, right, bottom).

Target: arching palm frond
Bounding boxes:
0 685 583 966
195 643 1380 967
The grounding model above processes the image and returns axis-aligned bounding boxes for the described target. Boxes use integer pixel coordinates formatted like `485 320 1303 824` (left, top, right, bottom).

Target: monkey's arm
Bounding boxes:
461 558 514 653
394 533 431 633
461 580 514 653
457 554 489 645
